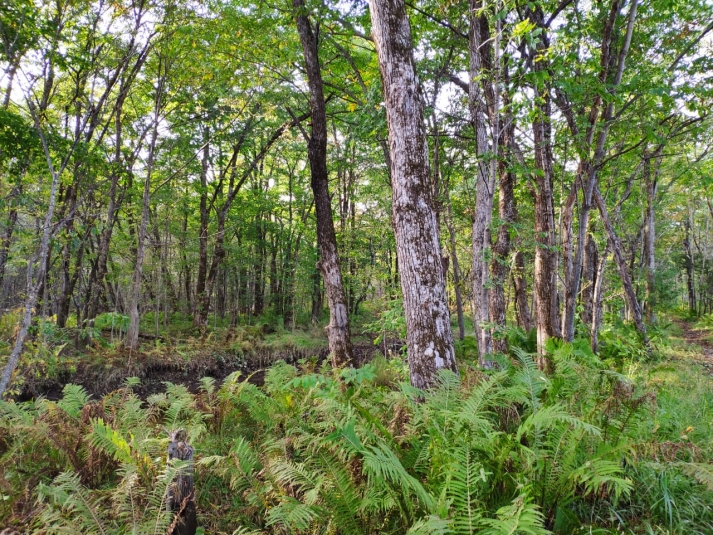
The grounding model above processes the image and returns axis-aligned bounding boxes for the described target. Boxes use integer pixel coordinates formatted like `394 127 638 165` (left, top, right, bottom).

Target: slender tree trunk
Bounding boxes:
561 0 638 341
526 5 562 368
594 186 650 348
580 227 598 329
511 251 533 331
591 240 609 353
293 0 354 366
445 194 465 340
489 78 516 355
193 129 210 329
368 0 458 389
0 108 63 397
684 216 696 313
0 185 20 294
643 150 662 323
468 0 496 364
85 95 128 323
126 74 163 351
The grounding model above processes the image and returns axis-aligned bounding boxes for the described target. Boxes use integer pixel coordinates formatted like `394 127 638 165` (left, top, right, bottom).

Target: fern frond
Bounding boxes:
407 515 451 535
87 418 133 464
265 497 322 532
57 384 91 419
680 462 713 491
36 472 110 535
480 494 550 535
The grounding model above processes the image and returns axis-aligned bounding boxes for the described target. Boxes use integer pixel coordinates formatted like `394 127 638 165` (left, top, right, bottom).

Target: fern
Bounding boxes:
480 494 550 535
265 497 322 532
36 472 109 535
680 462 713 491
407 515 451 535
57 384 91 419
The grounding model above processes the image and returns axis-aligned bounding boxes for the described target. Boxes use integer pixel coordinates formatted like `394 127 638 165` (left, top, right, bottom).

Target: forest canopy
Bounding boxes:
2 0 713 532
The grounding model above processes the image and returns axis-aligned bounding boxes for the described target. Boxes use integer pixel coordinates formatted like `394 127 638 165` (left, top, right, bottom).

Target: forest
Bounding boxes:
1 0 713 532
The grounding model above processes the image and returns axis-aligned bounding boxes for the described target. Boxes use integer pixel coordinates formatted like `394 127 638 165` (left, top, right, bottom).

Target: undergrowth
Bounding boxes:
1 336 712 534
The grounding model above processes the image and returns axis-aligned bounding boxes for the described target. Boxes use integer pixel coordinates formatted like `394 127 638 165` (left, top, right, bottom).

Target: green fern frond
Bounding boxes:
407 515 451 535
480 494 550 535
87 418 134 465
265 497 322 533
57 384 91 419
516 404 600 443
362 443 435 513
36 472 110 535
444 446 488 535
680 462 713 491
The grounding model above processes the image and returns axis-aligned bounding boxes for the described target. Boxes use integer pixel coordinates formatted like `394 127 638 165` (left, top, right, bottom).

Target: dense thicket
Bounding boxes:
1 0 713 389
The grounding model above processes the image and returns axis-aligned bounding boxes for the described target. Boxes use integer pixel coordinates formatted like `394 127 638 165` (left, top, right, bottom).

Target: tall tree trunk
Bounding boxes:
445 193 465 340
684 216 696 313
368 0 458 389
489 81 516 355
580 227 598 329
527 5 561 367
560 0 639 341
591 240 609 353
594 186 650 348
193 128 210 329
0 107 63 397
511 251 533 331
126 73 163 351
293 0 354 367
0 185 20 295
643 149 662 324
85 94 129 323
468 0 496 364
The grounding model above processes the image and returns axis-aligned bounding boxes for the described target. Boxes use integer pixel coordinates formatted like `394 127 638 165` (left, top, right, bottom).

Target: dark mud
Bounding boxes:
17 342 381 401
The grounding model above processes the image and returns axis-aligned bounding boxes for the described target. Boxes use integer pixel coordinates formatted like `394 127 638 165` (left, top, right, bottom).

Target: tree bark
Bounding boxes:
126 71 163 351
368 0 458 389
529 22 561 366
193 128 210 329
445 191 465 340
594 186 650 348
0 107 63 397
560 0 639 341
643 149 662 323
684 215 696 313
468 0 496 364
294 0 354 367
580 227 598 328
511 251 533 331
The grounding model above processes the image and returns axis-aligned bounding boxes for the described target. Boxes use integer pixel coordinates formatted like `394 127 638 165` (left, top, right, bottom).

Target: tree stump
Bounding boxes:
165 428 197 535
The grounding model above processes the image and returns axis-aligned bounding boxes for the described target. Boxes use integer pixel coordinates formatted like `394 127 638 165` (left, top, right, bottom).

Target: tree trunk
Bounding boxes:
468 0 496 364
126 76 163 351
193 129 210 329
580 227 598 329
511 251 533 331
445 194 465 340
0 108 63 397
594 186 650 349
684 216 696 313
293 0 354 367
368 0 458 389
0 185 20 294
591 240 609 353
643 150 662 324
489 83 516 355
528 5 561 367
85 95 128 323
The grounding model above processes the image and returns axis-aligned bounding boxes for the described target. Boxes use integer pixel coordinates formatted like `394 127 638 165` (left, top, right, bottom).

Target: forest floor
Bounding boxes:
671 317 713 378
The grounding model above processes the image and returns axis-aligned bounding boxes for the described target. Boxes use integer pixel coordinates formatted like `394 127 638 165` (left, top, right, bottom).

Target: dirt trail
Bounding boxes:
674 319 713 377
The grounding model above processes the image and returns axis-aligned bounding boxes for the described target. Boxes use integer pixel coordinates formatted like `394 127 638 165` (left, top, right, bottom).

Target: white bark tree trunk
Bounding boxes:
368 0 458 389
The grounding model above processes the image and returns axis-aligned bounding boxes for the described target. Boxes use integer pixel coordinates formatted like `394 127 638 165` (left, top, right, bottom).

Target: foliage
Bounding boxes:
1 340 712 533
